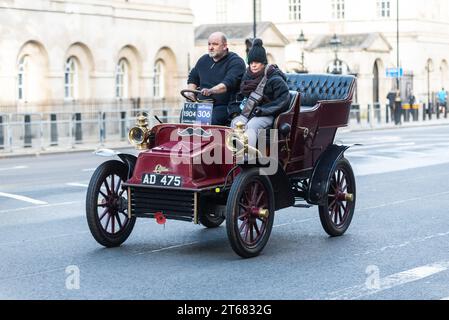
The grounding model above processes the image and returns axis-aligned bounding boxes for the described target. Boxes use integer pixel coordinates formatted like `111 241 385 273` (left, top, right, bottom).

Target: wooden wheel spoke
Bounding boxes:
244 222 251 242
338 206 344 224
111 215 115 234
239 220 248 233
250 223 254 243
116 213 123 230
104 214 111 231
104 178 111 195
111 175 115 195
254 220 261 237
99 208 109 221
99 190 108 199
251 183 259 204
255 190 265 207
239 201 250 210
115 177 122 194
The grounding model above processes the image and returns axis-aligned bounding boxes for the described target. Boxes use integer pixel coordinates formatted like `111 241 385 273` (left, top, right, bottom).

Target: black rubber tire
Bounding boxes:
86 160 136 247
226 168 275 258
199 213 225 228
319 157 356 237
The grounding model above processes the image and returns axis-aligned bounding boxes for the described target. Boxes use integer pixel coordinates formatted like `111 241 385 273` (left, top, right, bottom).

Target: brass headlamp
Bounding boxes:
225 122 248 155
128 115 150 150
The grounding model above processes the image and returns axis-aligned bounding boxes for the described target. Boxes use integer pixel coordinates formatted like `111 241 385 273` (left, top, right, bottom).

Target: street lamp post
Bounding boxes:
296 30 308 73
394 0 402 125
426 59 434 120
253 0 257 38
330 34 342 74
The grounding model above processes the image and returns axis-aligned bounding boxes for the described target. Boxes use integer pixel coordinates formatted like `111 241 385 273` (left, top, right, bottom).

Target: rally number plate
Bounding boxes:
142 174 182 187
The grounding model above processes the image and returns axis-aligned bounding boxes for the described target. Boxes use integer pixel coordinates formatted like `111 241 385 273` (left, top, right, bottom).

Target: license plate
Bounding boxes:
142 174 182 187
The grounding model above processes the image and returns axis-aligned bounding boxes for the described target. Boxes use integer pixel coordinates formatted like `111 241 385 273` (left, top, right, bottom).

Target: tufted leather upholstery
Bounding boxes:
285 74 356 107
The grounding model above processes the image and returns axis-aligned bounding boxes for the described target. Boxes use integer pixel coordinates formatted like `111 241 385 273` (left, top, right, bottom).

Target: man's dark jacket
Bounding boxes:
188 52 246 107
229 65 290 118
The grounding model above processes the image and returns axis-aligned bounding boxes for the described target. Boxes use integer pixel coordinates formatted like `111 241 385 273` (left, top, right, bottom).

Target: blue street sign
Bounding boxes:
386 67 403 78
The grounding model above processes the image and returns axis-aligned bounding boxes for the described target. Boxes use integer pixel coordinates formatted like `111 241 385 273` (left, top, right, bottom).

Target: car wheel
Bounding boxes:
86 160 136 247
226 168 275 258
319 157 356 237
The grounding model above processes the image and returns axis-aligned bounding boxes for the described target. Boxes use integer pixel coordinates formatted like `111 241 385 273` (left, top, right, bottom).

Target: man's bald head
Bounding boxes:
208 32 228 61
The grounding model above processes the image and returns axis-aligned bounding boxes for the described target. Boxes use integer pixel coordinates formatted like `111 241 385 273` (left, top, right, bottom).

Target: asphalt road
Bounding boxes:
1 125 449 300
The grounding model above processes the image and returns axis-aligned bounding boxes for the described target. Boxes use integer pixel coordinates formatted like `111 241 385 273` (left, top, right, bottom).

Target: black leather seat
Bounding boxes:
285 74 356 109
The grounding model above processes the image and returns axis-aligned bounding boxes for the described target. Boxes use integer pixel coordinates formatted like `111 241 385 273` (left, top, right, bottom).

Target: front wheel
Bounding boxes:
226 168 275 258
86 160 136 247
319 157 356 237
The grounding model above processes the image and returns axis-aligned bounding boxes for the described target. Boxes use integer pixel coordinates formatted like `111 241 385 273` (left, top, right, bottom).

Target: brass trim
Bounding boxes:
193 192 198 224
128 187 131 219
345 193 354 202
258 208 269 219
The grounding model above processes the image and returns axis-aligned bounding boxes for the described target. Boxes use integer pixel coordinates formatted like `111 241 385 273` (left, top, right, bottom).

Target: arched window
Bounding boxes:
65 57 79 100
115 58 129 99
18 56 29 101
153 60 165 98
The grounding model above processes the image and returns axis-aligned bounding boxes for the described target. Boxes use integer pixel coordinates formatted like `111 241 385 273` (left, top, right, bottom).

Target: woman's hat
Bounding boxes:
248 38 268 64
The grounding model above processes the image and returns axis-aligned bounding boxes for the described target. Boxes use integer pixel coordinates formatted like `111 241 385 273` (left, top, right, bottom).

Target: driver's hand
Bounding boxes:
185 92 196 101
201 88 213 97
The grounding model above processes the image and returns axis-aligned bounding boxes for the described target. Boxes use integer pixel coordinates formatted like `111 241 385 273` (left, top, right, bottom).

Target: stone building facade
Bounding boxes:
0 0 195 112
191 0 449 115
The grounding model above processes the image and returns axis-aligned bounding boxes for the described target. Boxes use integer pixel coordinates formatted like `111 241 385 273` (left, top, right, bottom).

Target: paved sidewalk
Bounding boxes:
1 119 449 159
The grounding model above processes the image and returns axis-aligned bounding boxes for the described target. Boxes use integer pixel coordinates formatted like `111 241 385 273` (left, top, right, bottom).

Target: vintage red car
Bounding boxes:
86 73 357 258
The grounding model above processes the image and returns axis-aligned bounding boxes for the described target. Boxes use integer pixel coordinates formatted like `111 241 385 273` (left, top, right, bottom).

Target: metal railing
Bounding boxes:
0 98 183 152
349 102 448 128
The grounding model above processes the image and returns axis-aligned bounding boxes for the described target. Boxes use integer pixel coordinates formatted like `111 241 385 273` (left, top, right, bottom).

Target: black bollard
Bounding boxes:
394 96 402 125
120 111 126 141
0 116 4 149
50 114 58 146
74 113 82 143
24 114 32 148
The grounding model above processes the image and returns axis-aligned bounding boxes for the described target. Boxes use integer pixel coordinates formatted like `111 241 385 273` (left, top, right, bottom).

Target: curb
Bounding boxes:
0 144 133 159
342 120 449 133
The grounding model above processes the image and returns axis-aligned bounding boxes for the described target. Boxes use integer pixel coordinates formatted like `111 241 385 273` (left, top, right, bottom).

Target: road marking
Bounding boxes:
0 165 28 172
0 192 48 205
354 231 449 257
327 261 449 300
66 182 89 188
273 218 315 228
135 241 200 255
359 191 449 212
0 201 81 214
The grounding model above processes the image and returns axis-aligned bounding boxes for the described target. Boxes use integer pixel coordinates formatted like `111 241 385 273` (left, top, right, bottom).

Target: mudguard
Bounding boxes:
307 145 350 206
94 149 137 179
268 164 295 211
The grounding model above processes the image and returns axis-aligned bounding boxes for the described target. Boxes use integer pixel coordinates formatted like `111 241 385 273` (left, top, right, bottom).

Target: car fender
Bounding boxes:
94 149 137 179
307 144 350 206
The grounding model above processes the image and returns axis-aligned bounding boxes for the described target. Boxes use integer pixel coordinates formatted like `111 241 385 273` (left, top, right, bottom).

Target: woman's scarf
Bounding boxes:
239 65 277 103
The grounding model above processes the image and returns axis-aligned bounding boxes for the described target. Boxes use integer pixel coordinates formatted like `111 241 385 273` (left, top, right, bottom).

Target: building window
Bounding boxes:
115 58 129 99
64 57 78 100
289 0 301 21
332 0 345 19
18 56 29 101
216 0 227 23
153 60 165 98
377 0 390 18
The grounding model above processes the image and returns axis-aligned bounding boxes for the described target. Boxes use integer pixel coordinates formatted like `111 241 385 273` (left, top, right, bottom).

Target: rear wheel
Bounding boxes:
199 205 225 228
319 158 356 237
226 168 275 258
86 160 136 247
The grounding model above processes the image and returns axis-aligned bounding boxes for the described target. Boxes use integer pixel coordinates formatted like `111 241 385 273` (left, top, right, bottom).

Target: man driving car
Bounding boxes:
187 32 246 126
